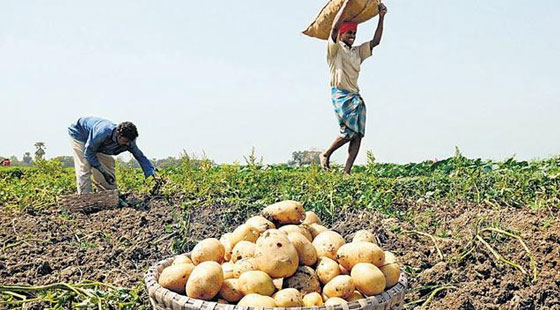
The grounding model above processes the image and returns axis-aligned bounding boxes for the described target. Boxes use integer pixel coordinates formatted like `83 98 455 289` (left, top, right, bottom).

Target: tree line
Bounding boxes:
1 143 322 168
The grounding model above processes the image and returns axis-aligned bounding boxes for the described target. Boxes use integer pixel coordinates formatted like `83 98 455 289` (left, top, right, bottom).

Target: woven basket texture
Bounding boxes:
303 0 381 40
145 256 407 310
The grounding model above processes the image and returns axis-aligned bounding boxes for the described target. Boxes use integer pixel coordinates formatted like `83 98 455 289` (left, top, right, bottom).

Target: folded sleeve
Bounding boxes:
327 36 340 61
358 41 373 62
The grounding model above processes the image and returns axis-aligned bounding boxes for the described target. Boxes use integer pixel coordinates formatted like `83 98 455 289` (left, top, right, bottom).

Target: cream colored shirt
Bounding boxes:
327 37 372 93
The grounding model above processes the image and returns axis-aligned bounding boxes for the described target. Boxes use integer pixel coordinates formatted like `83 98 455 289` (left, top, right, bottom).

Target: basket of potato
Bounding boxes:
144 200 407 310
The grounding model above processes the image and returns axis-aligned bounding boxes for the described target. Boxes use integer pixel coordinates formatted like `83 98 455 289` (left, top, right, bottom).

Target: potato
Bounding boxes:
287 232 318 266
246 216 276 233
238 294 277 307
352 230 377 243
191 238 225 265
308 223 328 239
380 263 400 289
279 225 312 241
233 258 258 278
284 266 321 294
272 278 284 291
316 257 340 285
238 270 276 296
262 200 305 224
231 241 255 263
172 254 192 265
262 228 287 239
324 297 348 306
220 233 234 262
303 292 324 307
380 251 400 289
219 278 244 302
222 262 234 279
323 275 355 299
298 224 314 241
158 263 195 294
302 210 321 225
231 224 260 246
273 288 304 307
346 290 364 302
339 264 350 275
254 232 299 278
351 263 386 296
186 261 223 300
312 231 345 260
336 241 385 270
383 251 397 264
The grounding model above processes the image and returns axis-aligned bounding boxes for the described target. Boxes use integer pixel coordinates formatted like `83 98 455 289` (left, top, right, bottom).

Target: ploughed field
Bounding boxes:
1 155 559 309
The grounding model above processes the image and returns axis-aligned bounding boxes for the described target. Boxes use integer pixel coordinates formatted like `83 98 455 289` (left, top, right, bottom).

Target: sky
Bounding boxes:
1 0 559 165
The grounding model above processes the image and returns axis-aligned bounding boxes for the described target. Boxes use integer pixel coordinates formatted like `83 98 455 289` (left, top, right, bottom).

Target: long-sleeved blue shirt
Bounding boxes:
68 117 155 177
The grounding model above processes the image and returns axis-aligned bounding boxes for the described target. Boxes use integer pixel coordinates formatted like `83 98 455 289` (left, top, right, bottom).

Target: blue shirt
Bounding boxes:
68 117 155 177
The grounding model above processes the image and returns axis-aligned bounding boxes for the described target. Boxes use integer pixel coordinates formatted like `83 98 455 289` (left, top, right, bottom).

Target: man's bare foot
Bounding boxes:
320 152 330 171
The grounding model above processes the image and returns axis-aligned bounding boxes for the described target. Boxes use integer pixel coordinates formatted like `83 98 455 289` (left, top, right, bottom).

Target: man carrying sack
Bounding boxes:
320 1 388 175
68 116 159 205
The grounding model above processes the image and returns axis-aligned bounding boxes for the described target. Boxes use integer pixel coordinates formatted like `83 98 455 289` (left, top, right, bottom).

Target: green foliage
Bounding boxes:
1 155 559 214
52 156 74 168
0 281 147 310
243 147 263 167
0 160 74 211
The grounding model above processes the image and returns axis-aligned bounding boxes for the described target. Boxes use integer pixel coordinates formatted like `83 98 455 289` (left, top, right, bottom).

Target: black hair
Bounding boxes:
116 121 138 140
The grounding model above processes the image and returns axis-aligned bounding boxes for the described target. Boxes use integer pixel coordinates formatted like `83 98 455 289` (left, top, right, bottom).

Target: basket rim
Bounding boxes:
144 255 408 310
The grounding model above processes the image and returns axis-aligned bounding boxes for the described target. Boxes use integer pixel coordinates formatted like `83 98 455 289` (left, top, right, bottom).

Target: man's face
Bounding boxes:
340 30 356 46
117 134 131 146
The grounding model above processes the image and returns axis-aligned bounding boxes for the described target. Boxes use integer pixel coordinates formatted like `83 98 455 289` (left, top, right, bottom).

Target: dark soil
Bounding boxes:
1 197 559 309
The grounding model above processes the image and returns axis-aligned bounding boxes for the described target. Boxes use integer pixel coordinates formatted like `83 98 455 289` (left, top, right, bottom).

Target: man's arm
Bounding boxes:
129 142 156 178
84 128 116 184
370 3 387 51
84 129 110 172
330 0 352 42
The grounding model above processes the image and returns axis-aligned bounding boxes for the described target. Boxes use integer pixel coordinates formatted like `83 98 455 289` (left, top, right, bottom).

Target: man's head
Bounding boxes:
338 21 358 46
116 121 138 146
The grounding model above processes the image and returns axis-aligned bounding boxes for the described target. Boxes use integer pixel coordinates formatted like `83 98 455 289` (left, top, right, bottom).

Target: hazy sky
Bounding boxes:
1 0 559 164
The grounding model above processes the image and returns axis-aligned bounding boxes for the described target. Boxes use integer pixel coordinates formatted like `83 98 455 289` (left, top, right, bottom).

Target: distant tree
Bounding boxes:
23 152 33 165
34 142 46 161
154 156 182 169
116 157 140 169
288 150 321 167
9 156 20 166
53 156 74 168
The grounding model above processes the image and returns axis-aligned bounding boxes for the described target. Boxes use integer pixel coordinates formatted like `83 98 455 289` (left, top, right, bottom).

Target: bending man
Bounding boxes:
321 1 387 175
68 117 158 198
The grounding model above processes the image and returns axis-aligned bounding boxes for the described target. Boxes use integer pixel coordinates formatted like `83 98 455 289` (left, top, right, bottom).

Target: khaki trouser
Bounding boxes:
70 139 116 194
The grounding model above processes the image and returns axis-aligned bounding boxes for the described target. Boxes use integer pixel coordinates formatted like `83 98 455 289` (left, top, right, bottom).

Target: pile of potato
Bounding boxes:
158 200 401 307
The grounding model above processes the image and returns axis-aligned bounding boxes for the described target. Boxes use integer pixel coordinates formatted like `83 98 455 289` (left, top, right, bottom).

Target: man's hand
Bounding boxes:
151 174 162 184
102 171 115 185
378 3 387 17
370 3 387 50
149 174 165 195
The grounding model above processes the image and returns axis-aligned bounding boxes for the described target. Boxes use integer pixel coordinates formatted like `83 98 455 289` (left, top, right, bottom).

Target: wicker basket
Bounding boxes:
144 256 407 310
